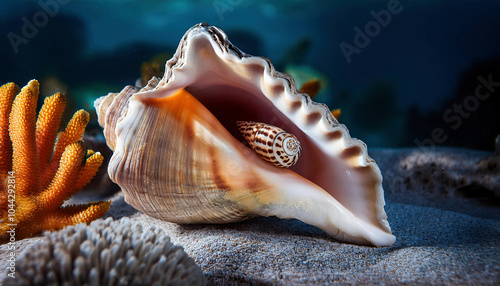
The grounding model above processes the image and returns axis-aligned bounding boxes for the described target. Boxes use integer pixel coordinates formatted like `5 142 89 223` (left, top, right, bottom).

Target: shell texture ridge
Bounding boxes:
95 23 395 246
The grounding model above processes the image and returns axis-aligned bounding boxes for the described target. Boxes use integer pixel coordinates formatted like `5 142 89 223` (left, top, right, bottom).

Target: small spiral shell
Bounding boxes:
237 121 301 168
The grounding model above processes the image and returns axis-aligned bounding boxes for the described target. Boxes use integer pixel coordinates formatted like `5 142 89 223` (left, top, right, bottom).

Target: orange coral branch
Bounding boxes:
36 92 66 170
299 78 321 99
0 195 37 240
331 109 341 119
74 152 104 192
53 110 89 159
9 80 39 196
0 80 108 244
38 141 86 210
0 83 19 215
41 109 89 190
0 82 19 177
40 201 111 230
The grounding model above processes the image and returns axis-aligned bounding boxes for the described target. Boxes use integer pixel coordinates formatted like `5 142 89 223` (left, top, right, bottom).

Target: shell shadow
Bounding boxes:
104 193 139 219
177 216 333 242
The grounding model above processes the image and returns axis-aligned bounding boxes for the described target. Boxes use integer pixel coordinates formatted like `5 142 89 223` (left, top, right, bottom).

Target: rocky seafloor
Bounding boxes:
1 147 499 285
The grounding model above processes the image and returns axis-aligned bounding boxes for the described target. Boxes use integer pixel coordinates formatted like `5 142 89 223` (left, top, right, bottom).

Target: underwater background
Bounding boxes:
1 0 499 151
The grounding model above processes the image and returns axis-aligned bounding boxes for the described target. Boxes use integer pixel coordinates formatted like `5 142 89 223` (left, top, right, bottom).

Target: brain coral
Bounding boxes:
2 217 206 285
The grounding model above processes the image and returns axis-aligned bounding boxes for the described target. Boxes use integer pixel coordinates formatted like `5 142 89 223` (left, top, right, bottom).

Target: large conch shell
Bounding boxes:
95 23 395 246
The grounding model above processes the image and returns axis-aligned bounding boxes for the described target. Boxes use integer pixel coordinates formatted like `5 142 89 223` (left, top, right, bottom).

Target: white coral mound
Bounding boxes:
2 217 206 286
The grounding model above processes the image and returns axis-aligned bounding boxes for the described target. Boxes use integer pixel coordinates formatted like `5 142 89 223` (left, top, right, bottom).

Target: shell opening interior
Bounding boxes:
183 83 371 219
137 30 384 229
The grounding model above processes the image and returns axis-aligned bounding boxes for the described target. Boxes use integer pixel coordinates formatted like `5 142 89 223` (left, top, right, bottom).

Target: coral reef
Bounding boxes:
139 53 172 87
285 64 330 101
0 80 110 243
298 79 340 118
2 217 206 286
298 78 321 99
376 146 500 213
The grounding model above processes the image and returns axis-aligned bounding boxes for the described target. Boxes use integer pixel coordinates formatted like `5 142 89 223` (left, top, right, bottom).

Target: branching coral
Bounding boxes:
299 79 341 119
0 80 110 243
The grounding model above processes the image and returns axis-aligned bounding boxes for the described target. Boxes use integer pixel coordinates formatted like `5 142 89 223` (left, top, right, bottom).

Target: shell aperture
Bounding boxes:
237 121 301 168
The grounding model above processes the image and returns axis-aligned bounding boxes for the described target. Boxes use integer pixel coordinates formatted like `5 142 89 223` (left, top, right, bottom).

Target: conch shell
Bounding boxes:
95 23 395 246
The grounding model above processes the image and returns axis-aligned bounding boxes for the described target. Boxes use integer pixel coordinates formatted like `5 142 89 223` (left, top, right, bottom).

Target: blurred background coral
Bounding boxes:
1 0 499 151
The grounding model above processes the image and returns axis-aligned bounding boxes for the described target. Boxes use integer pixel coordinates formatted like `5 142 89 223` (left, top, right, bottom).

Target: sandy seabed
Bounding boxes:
1 147 499 285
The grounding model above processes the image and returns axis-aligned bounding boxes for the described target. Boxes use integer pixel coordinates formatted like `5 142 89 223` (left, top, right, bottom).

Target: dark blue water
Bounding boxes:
1 0 499 150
